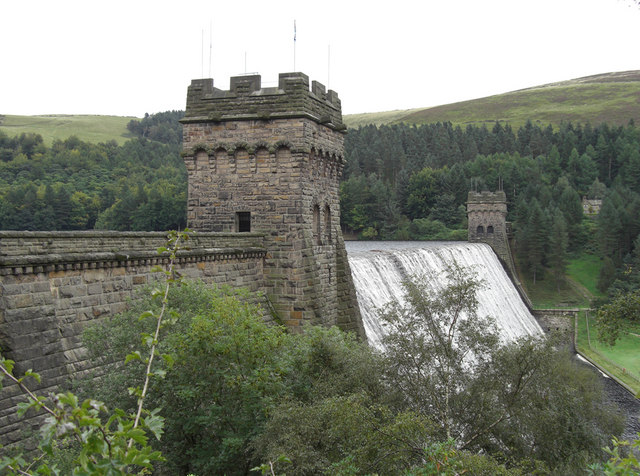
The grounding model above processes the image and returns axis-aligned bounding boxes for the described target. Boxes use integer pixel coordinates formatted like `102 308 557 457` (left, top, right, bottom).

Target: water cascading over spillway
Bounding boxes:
346 241 542 349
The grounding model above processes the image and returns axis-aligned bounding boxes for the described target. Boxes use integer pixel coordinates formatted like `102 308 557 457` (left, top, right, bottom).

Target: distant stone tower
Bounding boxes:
180 72 364 336
467 191 514 271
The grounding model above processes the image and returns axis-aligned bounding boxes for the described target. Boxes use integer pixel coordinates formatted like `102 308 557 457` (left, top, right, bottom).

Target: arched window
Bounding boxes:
214 148 227 174
235 148 250 174
487 225 494 234
196 150 208 170
256 147 269 172
275 146 291 174
477 225 484 234
313 204 321 245
324 205 332 243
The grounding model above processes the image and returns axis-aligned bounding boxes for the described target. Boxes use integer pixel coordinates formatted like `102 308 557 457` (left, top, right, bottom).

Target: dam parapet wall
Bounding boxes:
0 231 268 446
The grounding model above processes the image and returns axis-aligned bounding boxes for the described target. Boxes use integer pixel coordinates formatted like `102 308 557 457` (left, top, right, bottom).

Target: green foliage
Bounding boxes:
588 434 640 475
379 264 623 473
596 289 640 345
522 199 549 283
82 280 291 475
0 114 187 232
126 111 184 145
380 263 497 440
255 394 438 475
405 438 532 476
252 327 409 476
0 230 193 475
158 290 288 475
549 209 569 290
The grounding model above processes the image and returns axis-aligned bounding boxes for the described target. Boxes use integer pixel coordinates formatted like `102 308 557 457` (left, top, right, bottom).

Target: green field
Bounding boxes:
516 251 606 309
344 71 640 130
0 114 136 145
519 253 640 395
567 253 607 299
576 311 640 395
517 262 591 309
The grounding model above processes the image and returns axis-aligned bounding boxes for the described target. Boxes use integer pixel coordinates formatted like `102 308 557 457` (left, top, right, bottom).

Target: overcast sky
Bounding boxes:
1 0 639 117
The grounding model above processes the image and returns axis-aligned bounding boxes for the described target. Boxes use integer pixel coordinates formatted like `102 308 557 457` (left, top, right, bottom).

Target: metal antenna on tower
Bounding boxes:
208 20 212 78
293 20 297 71
327 44 331 89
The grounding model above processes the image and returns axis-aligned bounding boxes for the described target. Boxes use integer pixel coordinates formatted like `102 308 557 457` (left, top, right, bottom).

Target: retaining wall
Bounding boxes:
0 231 267 447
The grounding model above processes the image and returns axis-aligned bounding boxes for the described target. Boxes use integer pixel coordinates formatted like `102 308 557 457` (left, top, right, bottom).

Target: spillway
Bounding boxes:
346 241 542 348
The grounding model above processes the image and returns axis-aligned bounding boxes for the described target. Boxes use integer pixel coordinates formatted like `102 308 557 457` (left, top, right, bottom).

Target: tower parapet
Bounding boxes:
180 72 363 337
182 73 344 131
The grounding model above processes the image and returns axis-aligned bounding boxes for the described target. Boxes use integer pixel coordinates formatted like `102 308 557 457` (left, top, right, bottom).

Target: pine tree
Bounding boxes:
597 197 622 263
549 209 569 291
527 199 548 284
53 186 74 230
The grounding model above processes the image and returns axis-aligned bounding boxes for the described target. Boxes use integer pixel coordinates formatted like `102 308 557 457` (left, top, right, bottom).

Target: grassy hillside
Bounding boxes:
344 70 640 129
0 114 136 145
342 108 424 128
4 70 640 143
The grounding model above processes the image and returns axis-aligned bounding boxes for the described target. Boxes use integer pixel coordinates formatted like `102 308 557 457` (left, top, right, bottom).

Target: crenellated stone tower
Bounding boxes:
467 191 515 272
180 72 364 335
467 190 532 308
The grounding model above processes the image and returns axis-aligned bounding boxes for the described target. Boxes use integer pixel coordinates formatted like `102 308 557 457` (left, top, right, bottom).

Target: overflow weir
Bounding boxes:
346 241 542 348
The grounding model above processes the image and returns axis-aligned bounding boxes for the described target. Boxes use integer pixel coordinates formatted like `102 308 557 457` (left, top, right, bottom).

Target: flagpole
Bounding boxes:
327 44 331 89
293 20 297 71
208 20 212 78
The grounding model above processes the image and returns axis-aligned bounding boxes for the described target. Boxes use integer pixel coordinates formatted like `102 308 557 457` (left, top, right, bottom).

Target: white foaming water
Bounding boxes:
346 241 542 349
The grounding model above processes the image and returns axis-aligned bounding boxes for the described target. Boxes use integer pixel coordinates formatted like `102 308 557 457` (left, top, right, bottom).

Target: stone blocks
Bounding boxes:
0 232 268 447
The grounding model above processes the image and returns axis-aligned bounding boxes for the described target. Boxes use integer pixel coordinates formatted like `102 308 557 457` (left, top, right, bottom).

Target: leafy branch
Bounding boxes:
0 229 192 475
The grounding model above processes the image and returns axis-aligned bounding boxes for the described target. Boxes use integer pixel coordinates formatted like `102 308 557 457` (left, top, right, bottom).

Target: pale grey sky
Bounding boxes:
2 0 639 117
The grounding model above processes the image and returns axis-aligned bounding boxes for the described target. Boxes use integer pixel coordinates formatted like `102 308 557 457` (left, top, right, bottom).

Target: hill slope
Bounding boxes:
3 71 639 143
344 70 640 129
0 114 136 145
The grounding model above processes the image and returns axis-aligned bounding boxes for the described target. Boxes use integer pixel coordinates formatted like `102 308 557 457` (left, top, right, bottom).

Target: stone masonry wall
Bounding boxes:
0 231 267 446
181 73 364 336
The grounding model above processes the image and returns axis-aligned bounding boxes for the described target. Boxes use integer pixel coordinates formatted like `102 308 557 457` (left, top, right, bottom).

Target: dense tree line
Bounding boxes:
343 120 640 295
126 110 184 144
2 114 640 297
0 127 186 231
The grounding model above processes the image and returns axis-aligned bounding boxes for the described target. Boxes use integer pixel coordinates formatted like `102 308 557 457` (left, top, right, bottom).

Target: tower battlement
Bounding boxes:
182 72 344 131
467 190 515 276
467 190 508 204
